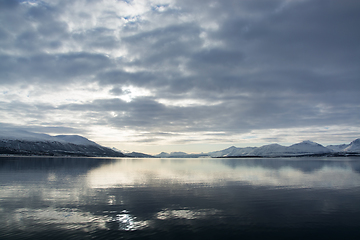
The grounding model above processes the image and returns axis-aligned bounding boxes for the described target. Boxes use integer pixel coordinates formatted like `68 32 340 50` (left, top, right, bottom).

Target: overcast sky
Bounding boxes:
1 0 359 154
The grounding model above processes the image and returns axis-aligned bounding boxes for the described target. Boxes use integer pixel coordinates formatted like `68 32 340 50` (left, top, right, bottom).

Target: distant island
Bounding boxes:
0 129 359 158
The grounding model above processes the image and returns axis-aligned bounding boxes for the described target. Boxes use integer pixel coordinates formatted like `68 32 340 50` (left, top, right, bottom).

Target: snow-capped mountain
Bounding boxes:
326 139 360 153
156 139 360 158
0 129 125 157
208 146 256 157
0 129 54 142
208 139 359 158
111 147 154 158
0 129 98 146
208 146 237 157
53 135 99 146
326 143 349 152
344 139 360 152
248 144 289 156
286 141 331 155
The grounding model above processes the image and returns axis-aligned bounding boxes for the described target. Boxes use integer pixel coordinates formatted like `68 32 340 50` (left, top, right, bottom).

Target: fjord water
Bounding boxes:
1 157 360 239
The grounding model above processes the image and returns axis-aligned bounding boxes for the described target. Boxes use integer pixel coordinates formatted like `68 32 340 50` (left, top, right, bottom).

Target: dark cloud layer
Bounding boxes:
0 0 359 148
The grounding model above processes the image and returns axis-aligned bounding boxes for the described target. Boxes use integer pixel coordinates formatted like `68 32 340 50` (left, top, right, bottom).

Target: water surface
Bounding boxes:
1 157 360 239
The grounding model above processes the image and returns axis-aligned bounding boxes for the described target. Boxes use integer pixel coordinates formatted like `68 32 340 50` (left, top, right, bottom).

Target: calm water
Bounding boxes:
1 157 360 239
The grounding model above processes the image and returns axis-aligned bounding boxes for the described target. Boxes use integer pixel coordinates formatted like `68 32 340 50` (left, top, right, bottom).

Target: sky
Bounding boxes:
0 0 360 154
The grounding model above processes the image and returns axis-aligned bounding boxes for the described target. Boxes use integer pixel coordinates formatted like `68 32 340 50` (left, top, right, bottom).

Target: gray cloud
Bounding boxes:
53 93 360 136
0 0 359 149
0 53 113 85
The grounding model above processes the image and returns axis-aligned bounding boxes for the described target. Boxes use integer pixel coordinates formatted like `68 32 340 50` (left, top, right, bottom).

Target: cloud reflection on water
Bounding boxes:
87 158 360 189
1 157 360 239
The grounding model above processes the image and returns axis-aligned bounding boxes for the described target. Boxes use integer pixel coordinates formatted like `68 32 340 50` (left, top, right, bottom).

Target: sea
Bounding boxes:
1 156 360 239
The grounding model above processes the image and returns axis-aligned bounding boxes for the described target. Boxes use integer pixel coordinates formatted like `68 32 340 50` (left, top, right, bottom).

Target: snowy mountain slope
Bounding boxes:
325 139 360 153
286 141 331 155
207 140 355 158
248 144 289 156
208 146 237 157
0 129 98 146
208 146 256 157
53 135 99 146
208 141 332 157
326 143 349 152
344 139 360 152
0 129 54 142
226 147 256 157
0 129 124 157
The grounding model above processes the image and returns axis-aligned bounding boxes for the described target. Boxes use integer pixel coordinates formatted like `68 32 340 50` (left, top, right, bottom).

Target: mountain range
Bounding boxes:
0 129 359 158
155 139 360 158
206 139 360 158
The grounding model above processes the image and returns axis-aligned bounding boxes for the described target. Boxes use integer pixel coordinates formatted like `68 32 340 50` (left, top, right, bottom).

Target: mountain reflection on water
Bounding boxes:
1 157 360 240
